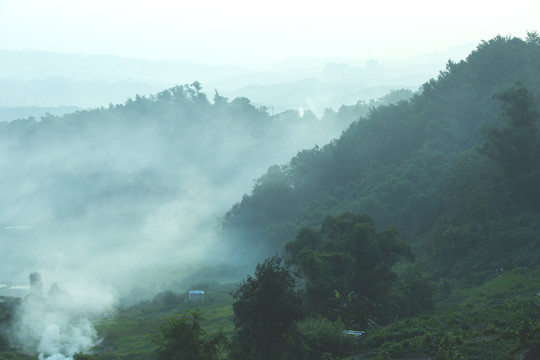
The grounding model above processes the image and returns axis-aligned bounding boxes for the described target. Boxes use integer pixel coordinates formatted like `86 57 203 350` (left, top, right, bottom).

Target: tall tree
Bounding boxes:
230 256 303 360
526 30 540 46
480 82 540 209
154 309 225 360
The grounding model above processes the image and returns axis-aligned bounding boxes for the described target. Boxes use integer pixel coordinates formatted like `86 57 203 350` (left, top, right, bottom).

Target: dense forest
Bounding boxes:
223 34 540 279
217 34 540 358
1 34 540 359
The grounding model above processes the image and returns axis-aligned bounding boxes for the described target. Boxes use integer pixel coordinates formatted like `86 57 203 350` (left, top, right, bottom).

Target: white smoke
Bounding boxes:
12 272 115 360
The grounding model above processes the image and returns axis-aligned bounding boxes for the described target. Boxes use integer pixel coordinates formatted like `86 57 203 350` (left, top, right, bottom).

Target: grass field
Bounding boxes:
4 266 539 359
91 281 237 360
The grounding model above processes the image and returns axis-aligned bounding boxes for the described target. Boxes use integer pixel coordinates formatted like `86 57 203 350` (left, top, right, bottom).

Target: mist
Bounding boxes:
2 83 339 356
0 0 537 357
0 41 495 360
10 273 114 359
0 44 475 119
0 82 378 293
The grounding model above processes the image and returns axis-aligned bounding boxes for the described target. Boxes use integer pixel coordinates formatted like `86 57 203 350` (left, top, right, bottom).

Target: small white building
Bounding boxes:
344 330 365 338
188 290 205 301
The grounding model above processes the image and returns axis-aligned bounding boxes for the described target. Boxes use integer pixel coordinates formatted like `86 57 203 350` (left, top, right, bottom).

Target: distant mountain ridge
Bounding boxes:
0 44 475 113
0 49 244 83
0 105 81 122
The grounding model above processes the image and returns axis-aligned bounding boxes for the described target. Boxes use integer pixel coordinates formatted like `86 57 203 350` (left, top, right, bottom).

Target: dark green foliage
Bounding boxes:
73 353 95 360
152 290 185 309
393 268 436 317
223 35 540 287
153 309 226 360
0 296 20 325
293 316 355 360
248 165 297 227
219 35 540 357
480 82 540 210
360 267 540 359
417 82 540 281
421 211 540 284
230 256 303 360
527 30 540 46
286 212 415 326
6 35 540 359
443 154 492 226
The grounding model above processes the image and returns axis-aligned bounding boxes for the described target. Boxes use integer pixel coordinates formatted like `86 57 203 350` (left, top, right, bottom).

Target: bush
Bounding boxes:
293 316 355 359
153 309 226 360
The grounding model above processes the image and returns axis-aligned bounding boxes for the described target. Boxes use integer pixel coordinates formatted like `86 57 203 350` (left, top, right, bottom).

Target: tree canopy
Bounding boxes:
286 212 414 325
154 309 225 360
230 256 303 360
222 35 540 282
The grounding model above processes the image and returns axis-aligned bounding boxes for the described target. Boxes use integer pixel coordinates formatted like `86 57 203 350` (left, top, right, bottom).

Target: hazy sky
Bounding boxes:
0 0 538 66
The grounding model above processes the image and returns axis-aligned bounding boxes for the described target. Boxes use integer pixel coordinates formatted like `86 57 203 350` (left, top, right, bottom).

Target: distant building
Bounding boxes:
188 290 205 301
344 330 365 338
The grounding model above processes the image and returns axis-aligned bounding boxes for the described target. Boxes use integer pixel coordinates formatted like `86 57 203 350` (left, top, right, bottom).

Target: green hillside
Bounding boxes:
223 35 540 281
2 34 540 360
216 34 540 359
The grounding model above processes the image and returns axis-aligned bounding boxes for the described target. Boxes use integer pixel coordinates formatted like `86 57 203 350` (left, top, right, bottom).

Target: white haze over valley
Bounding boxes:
0 0 538 358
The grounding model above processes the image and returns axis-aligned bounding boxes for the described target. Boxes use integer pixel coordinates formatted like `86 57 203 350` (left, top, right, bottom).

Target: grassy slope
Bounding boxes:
92 283 236 360
359 267 540 359
0 351 34 360
82 267 540 360
1 290 234 360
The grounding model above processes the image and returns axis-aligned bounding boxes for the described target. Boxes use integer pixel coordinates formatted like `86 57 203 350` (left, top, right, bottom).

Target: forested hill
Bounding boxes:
222 35 540 281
